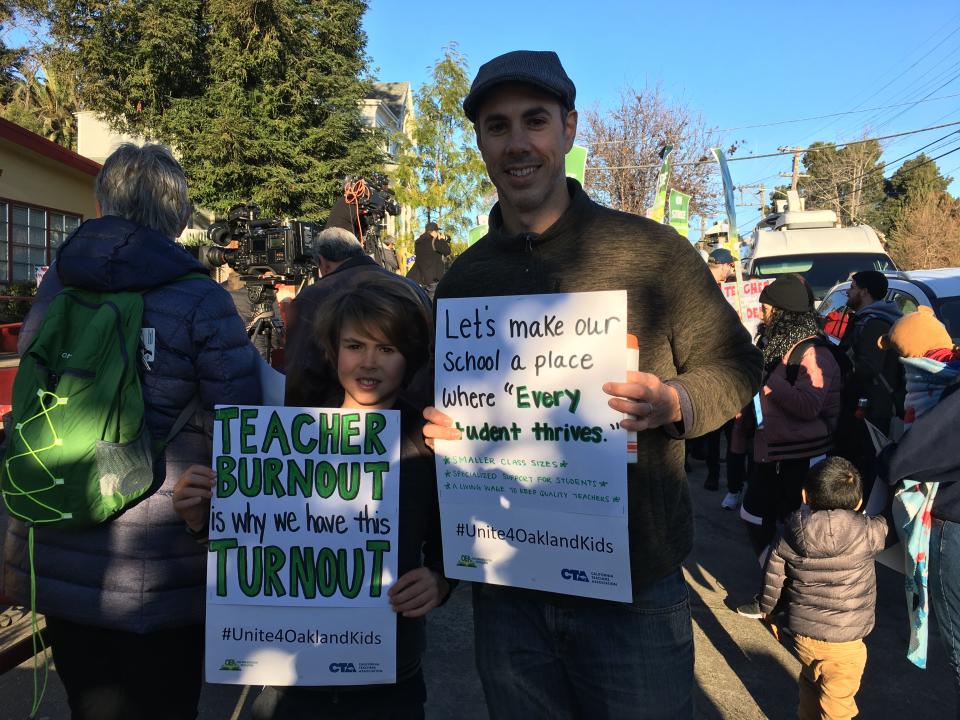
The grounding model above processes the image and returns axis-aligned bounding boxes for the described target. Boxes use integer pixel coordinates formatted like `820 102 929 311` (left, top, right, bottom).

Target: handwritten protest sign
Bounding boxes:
435 291 632 601
721 279 772 339
204 406 400 686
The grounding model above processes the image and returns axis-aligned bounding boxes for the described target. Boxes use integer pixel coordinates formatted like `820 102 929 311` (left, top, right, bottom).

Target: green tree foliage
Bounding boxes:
879 153 953 235
391 44 490 239
0 3 23 105
785 140 886 227
40 0 383 217
1 54 80 148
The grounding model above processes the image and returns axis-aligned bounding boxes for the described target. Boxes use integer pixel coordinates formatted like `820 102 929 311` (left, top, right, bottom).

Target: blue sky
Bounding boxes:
364 0 960 237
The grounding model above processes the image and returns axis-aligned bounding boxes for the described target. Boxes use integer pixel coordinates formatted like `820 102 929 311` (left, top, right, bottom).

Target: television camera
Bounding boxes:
342 174 401 266
198 203 320 363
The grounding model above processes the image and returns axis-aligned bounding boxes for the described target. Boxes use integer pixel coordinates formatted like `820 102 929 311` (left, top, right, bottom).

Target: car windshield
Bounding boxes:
937 297 960 342
751 253 895 298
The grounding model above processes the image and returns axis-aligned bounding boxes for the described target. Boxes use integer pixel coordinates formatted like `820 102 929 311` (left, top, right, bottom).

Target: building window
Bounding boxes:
0 202 82 284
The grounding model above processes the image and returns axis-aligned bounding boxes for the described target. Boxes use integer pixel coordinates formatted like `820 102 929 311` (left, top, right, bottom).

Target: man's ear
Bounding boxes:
563 109 578 152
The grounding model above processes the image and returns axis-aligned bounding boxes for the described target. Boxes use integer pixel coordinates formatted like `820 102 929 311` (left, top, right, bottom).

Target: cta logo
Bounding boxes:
329 662 357 673
456 554 477 568
219 659 241 671
561 568 589 582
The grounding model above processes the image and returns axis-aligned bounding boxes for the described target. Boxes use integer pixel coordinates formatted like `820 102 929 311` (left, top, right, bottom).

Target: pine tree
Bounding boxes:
879 153 953 236
44 0 383 217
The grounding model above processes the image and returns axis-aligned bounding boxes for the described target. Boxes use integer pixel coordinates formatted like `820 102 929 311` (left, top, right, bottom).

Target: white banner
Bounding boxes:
721 279 772 339
435 291 632 601
205 405 401 685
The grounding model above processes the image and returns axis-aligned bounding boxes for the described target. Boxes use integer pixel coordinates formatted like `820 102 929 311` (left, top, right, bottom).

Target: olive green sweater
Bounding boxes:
436 180 762 593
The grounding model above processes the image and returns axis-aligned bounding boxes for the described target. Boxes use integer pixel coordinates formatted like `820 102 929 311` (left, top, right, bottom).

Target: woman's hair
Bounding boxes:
313 276 432 394
95 143 192 239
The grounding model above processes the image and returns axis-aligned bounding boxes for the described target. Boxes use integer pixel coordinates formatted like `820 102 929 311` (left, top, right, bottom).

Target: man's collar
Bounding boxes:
487 178 592 247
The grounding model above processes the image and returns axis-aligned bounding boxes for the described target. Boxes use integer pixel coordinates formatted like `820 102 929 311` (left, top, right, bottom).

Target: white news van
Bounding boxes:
744 191 896 299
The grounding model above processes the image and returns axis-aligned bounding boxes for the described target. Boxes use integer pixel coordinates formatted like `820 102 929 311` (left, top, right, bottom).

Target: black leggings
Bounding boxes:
44 616 203 720
741 458 810 557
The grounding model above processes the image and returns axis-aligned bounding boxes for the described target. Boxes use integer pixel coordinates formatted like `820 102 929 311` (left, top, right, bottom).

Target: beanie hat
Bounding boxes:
878 306 954 358
463 50 576 122
758 274 814 313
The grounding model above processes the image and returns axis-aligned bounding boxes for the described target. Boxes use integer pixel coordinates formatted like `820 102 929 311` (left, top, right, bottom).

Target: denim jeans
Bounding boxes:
472 569 694 719
930 518 960 717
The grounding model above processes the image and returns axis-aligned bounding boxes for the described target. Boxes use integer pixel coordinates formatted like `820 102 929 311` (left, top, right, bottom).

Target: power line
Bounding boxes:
736 143 960 232
579 92 960 145
583 120 960 171
737 139 960 232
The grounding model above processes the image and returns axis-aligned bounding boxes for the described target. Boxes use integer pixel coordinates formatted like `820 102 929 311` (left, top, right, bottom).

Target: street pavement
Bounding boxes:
2 458 954 718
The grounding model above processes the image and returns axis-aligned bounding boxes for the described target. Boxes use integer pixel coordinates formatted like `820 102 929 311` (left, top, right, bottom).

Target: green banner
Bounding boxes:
647 145 673 223
565 145 588 185
667 190 691 238
467 225 487 246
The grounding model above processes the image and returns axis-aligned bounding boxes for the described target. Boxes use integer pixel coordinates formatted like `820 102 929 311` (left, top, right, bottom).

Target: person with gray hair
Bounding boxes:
2 142 261 720
94 143 194 239
314 225 365 275
285 227 432 408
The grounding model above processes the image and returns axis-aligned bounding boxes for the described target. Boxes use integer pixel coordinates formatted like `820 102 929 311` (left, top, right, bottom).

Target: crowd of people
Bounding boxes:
0 47 958 720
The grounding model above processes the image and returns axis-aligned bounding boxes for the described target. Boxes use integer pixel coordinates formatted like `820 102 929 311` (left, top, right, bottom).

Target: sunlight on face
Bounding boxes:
337 321 407 411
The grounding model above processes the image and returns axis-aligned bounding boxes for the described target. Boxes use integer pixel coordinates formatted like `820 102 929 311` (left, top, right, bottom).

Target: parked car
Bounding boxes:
818 268 960 343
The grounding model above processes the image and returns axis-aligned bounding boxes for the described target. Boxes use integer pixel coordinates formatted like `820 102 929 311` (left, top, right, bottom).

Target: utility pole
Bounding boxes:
778 147 808 191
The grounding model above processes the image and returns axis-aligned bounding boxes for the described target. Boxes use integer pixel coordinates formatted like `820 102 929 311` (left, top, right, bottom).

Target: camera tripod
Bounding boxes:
244 279 285 365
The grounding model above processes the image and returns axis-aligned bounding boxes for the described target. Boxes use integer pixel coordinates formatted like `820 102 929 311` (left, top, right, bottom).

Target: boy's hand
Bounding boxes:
389 568 450 618
603 371 682 432
422 406 461 451
173 465 215 532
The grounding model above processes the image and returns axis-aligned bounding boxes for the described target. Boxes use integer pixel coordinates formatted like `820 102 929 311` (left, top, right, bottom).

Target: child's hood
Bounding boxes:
785 507 873 560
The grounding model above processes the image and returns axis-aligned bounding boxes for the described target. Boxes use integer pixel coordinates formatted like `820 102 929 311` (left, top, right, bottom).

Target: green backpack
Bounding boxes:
1 277 203 529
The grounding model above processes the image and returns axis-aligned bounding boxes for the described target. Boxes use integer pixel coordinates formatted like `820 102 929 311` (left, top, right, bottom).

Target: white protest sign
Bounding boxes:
435 291 632 602
721 278 772 339
205 405 400 686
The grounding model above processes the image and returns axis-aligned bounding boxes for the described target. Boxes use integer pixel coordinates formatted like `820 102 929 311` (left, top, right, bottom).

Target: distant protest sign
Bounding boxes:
721 279 772 339
434 291 632 602
204 406 400 686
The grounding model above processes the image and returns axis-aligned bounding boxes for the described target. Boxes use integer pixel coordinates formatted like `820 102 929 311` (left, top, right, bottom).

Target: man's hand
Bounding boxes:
173 465 215 533
389 568 450 618
603 371 682 432
422 406 461 451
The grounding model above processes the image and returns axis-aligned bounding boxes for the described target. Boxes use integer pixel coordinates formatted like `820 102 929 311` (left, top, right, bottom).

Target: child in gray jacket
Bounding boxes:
760 457 887 720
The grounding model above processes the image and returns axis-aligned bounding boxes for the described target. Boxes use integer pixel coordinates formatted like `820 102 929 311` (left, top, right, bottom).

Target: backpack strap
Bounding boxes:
785 338 820 385
154 395 202 458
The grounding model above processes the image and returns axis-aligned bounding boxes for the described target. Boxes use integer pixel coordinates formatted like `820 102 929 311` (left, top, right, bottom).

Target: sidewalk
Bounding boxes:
1 459 953 718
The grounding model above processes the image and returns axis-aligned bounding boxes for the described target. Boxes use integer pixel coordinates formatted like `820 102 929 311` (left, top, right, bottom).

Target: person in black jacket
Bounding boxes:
760 457 886 720
406 222 451 299
881 384 960 715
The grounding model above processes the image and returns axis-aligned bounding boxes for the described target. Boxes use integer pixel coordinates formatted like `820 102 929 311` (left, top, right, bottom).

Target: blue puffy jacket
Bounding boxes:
1 216 261 632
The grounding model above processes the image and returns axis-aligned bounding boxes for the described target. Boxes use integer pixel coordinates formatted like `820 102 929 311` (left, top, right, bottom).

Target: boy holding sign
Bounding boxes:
174 277 450 718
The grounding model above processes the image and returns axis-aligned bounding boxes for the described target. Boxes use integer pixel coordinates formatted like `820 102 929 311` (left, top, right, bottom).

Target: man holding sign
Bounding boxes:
424 51 762 718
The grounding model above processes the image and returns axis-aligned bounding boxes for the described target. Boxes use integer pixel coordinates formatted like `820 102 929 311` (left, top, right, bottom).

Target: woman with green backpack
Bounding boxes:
1 144 261 720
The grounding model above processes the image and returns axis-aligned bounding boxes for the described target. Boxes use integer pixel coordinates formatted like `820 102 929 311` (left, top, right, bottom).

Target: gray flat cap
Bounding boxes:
463 50 576 122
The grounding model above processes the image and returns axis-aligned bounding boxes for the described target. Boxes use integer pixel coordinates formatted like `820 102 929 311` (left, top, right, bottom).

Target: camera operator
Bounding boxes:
382 235 400 274
407 221 452 300
324 174 400 269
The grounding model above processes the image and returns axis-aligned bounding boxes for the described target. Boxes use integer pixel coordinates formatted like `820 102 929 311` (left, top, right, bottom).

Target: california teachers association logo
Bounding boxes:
219 658 257 671
456 553 490 568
